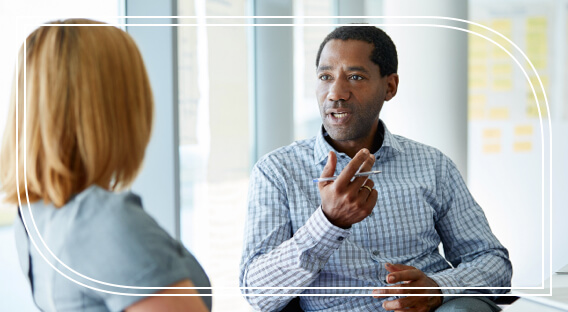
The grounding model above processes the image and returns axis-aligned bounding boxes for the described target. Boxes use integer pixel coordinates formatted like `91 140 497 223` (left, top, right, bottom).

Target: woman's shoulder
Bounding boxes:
71 185 143 219
42 186 210 311
62 185 206 287
65 185 172 252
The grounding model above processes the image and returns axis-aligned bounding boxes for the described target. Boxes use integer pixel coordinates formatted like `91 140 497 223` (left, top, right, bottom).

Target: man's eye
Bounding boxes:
350 75 363 80
319 75 331 81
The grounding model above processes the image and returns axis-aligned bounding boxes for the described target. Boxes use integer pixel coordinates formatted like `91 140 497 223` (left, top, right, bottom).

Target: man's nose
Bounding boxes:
327 78 350 102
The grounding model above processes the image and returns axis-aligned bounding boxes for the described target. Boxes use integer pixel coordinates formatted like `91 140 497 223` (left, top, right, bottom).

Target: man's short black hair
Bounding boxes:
315 25 398 77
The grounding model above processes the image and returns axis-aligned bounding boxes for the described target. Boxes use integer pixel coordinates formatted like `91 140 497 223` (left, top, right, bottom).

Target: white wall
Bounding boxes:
382 0 469 179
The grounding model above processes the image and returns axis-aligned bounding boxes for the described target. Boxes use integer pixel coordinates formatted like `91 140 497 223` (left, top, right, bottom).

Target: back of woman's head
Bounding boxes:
0 18 154 207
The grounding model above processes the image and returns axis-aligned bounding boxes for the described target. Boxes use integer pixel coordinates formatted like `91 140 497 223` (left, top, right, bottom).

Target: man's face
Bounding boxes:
316 39 391 143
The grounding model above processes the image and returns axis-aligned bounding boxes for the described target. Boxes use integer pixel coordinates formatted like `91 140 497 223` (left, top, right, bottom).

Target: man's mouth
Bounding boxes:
331 112 348 119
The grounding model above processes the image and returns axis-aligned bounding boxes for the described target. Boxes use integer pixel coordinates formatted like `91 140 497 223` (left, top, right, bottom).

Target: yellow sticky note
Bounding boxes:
491 19 513 36
469 94 487 107
492 41 512 59
489 18 513 59
526 16 548 69
527 16 547 31
469 77 488 89
469 22 488 36
470 49 488 60
468 94 486 120
483 144 501 154
469 108 485 120
483 128 502 139
526 58 548 70
469 28 488 61
514 141 532 152
492 77 513 91
526 87 548 118
470 64 488 75
489 107 510 120
515 125 533 136
526 98 548 118
492 63 512 76
469 35 486 49
526 42 547 57
528 75 548 90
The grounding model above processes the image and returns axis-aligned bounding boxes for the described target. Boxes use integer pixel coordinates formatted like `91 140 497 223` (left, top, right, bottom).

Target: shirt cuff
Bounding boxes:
428 271 462 302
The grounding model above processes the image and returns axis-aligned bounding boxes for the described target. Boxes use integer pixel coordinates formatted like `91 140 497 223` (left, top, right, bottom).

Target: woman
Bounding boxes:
0 19 211 311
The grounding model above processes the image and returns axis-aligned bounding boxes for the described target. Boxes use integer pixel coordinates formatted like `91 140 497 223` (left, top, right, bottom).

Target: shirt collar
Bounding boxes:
313 119 404 165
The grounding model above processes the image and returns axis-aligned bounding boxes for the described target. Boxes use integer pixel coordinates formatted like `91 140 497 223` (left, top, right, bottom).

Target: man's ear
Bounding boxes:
384 73 399 101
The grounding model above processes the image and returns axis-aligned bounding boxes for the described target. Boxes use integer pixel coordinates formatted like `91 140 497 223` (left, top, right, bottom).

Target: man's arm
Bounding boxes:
240 149 376 311
428 155 512 299
372 154 512 311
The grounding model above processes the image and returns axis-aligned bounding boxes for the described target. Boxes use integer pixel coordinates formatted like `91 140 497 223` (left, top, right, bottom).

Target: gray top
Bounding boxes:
14 185 211 311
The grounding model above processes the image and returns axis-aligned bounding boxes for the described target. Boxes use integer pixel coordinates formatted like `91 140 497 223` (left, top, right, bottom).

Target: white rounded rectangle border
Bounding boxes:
14 15 552 297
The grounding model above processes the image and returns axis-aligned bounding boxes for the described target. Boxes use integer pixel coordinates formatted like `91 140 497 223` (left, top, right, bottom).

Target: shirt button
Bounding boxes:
372 251 380 256
337 236 344 241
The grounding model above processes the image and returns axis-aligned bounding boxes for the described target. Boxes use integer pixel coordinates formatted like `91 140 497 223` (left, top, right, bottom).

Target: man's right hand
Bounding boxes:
317 149 378 229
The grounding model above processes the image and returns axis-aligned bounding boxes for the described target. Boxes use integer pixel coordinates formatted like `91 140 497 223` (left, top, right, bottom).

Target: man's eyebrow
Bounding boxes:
316 65 371 73
346 66 370 73
317 65 333 72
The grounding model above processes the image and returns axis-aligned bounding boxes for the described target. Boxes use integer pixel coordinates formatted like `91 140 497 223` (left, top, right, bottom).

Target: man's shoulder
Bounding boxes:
392 134 447 159
256 137 317 167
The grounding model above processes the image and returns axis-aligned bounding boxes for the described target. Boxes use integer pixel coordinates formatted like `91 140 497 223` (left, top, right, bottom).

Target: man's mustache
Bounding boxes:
325 100 353 110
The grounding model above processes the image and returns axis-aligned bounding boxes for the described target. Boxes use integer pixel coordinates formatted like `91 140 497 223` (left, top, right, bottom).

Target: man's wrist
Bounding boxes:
302 207 351 254
320 205 352 229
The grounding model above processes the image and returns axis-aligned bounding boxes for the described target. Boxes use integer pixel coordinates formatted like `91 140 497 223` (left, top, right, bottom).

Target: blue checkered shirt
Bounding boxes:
240 120 512 312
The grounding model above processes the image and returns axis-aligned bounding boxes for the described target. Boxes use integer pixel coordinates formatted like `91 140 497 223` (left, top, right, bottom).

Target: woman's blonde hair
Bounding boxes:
0 19 154 207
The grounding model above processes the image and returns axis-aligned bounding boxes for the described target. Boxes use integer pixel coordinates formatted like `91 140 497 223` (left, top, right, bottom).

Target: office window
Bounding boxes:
0 2 121 311
292 0 335 141
177 1 251 311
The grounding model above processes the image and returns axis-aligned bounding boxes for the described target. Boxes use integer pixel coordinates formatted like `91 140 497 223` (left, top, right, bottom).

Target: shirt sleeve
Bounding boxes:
65 191 211 311
239 159 350 311
428 155 512 301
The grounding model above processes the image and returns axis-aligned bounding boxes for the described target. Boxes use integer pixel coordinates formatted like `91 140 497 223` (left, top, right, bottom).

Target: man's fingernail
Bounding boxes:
388 276 394 283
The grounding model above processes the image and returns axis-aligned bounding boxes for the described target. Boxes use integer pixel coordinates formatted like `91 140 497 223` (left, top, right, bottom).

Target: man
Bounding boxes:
240 26 512 312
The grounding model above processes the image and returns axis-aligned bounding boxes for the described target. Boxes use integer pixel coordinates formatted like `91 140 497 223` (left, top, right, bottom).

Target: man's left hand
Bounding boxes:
372 263 443 312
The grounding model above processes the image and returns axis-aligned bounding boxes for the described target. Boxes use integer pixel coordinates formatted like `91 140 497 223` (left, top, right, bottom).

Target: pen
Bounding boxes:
313 170 382 183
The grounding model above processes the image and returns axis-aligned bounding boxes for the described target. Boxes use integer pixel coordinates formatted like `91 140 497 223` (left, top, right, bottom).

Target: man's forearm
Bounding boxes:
429 249 512 302
240 207 349 311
